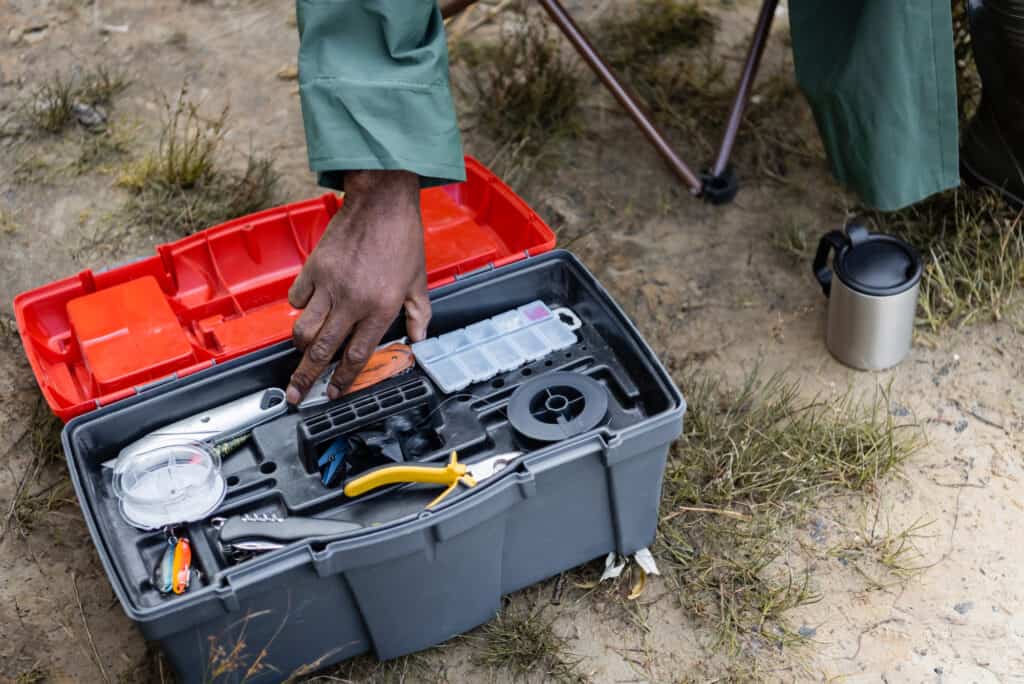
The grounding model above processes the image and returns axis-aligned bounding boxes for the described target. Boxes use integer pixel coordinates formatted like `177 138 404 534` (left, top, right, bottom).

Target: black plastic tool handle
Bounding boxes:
813 230 848 297
219 515 362 546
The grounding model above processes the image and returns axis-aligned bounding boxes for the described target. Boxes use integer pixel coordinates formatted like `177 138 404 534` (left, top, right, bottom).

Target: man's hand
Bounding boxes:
286 169 429 404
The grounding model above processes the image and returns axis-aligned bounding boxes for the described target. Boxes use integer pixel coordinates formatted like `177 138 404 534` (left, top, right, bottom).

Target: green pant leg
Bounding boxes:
788 0 959 210
296 0 465 189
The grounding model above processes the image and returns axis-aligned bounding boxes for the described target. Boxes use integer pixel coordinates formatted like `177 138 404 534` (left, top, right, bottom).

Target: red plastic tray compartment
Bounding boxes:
14 156 556 421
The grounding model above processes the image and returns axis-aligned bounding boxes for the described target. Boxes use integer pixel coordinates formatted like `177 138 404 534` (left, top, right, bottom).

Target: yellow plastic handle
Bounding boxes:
343 452 471 498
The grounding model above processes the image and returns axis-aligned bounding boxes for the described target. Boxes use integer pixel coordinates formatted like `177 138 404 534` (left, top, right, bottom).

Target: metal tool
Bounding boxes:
118 388 288 461
104 388 288 469
299 341 414 409
213 512 363 553
343 451 522 509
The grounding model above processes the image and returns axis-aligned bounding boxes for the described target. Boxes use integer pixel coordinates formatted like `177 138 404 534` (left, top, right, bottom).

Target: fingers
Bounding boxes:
291 289 331 352
404 277 431 343
288 264 315 309
327 315 392 399
286 309 354 405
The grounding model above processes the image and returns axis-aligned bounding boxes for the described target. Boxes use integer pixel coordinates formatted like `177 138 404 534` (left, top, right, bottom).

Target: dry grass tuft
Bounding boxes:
112 85 278 239
470 602 586 683
69 122 136 175
24 66 129 135
1 205 20 234
592 0 818 181
0 313 19 343
871 188 1024 330
771 219 812 262
657 371 918 654
596 0 715 68
2 399 69 540
28 400 64 468
14 667 48 684
78 64 130 108
27 72 77 134
308 651 439 683
827 511 932 592
457 6 584 185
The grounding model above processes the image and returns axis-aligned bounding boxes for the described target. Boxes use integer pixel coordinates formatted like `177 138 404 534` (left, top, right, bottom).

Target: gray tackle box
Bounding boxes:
43 163 685 682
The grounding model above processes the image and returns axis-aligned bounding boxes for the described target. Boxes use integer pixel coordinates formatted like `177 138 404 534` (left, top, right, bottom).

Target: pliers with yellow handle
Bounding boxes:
343 451 522 509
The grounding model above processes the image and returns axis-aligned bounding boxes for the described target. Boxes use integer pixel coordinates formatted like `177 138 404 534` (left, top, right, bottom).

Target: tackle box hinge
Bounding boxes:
135 373 178 394
454 263 495 281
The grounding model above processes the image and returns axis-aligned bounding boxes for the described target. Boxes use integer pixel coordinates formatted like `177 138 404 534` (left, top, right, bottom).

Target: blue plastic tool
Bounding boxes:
317 437 349 487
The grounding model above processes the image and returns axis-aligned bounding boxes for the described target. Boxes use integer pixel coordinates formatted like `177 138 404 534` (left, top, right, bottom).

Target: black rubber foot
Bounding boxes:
700 165 739 205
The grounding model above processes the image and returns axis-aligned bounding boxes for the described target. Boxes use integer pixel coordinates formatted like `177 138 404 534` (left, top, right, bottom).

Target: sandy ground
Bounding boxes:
1 1 1023 682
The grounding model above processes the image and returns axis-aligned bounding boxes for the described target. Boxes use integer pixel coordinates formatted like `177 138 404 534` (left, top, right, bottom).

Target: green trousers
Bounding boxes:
296 1 960 210
788 0 960 210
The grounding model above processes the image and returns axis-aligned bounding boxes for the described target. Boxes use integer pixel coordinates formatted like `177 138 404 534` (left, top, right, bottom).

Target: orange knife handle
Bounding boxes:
344 343 415 396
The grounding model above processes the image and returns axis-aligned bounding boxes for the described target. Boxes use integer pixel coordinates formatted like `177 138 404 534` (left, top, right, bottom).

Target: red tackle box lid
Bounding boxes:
13 156 556 421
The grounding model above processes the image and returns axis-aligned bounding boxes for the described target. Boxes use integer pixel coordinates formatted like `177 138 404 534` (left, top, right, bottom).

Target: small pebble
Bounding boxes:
72 102 107 129
954 601 974 615
808 517 827 544
890 403 910 417
798 625 816 638
935 666 944 674
954 418 968 433
22 25 48 44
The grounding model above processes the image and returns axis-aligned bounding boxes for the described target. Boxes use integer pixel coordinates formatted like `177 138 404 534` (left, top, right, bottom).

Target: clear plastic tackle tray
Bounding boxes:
411 301 579 393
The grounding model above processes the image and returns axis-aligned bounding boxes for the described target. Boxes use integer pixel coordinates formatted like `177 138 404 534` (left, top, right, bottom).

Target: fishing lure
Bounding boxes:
155 535 193 595
211 432 251 459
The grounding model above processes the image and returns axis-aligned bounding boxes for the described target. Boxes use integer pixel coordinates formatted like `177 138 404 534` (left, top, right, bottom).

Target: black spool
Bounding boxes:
507 372 609 443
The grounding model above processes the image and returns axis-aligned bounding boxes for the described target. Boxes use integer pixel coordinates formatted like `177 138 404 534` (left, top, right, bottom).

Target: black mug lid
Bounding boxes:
834 224 922 296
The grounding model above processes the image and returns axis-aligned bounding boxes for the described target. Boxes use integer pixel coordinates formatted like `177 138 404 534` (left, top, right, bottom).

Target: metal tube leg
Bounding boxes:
711 0 779 177
537 0 704 193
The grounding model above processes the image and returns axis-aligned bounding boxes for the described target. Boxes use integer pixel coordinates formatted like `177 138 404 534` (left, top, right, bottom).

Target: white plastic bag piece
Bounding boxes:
598 548 660 582
599 552 627 581
633 547 660 576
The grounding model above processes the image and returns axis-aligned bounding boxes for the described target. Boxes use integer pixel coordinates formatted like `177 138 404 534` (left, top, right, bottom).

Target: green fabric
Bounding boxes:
788 0 959 210
296 0 465 189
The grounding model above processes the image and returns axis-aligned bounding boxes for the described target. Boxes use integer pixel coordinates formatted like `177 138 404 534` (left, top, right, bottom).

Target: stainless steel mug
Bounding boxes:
813 223 922 370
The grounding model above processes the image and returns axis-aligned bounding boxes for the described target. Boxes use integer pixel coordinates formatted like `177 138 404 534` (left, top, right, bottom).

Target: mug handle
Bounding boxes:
812 230 848 297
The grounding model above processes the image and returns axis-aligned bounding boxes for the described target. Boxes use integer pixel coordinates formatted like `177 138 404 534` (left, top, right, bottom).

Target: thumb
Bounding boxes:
404 278 431 342
289 263 314 309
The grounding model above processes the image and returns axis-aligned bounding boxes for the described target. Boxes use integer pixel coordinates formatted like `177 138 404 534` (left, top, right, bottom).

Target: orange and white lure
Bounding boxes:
156 536 193 595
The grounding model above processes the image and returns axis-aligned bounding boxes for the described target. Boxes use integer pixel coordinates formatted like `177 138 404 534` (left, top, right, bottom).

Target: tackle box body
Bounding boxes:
29 158 685 682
